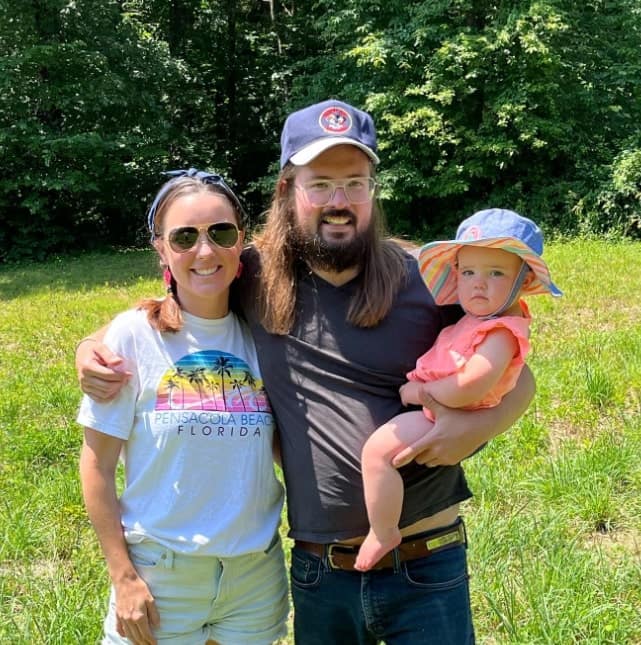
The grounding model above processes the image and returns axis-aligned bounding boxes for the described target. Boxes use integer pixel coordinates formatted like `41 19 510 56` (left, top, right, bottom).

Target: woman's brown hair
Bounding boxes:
252 164 409 335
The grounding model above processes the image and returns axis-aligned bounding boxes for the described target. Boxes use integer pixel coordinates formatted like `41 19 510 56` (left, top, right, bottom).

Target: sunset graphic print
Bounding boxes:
155 350 270 413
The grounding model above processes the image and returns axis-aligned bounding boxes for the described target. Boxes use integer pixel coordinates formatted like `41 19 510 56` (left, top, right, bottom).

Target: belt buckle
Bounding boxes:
326 543 356 570
424 522 466 553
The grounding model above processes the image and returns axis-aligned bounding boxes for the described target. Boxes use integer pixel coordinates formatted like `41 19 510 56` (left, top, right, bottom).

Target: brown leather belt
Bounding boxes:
294 521 466 571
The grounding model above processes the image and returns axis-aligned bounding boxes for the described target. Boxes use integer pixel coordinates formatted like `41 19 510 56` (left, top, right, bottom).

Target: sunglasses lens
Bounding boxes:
168 227 199 251
167 223 239 252
208 223 239 248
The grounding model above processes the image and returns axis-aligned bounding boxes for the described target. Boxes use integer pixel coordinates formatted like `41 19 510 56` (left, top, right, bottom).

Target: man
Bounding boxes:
78 99 534 644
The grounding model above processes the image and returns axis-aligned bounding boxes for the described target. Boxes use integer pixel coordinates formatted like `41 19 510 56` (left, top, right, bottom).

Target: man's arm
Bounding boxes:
76 325 130 402
392 365 535 468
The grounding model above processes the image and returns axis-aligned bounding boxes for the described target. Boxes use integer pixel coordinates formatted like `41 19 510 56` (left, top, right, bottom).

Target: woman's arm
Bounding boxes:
392 365 535 468
76 325 130 402
80 429 160 644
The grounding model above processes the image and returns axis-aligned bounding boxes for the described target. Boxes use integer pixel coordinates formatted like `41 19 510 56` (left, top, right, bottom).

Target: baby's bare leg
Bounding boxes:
355 411 434 571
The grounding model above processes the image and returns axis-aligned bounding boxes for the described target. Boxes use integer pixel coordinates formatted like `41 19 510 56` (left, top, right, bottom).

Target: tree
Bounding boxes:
0 0 180 260
285 0 641 237
3 0 640 262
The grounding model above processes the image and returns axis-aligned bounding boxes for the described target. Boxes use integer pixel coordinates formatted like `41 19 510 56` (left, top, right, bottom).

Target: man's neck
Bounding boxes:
311 264 360 287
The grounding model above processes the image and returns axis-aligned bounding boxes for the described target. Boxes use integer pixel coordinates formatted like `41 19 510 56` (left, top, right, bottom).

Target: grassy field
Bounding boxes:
1 240 640 644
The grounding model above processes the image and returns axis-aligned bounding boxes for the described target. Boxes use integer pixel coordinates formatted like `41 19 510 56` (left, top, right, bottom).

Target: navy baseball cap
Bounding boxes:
280 100 380 169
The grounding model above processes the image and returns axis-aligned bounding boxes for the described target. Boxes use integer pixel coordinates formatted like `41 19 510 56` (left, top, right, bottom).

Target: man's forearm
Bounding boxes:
75 324 109 369
77 324 109 348
466 365 535 445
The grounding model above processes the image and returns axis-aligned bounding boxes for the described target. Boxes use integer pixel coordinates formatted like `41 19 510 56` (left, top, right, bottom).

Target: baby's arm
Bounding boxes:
420 327 518 408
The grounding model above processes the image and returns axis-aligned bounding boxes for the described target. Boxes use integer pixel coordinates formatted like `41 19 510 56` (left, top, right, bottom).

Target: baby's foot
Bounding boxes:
354 527 402 571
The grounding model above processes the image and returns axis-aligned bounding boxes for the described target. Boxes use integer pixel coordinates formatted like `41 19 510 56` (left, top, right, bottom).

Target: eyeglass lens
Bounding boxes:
168 223 239 252
302 177 376 206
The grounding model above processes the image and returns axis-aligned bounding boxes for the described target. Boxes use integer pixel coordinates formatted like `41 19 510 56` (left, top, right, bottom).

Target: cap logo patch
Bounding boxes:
461 225 482 241
319 107 352 134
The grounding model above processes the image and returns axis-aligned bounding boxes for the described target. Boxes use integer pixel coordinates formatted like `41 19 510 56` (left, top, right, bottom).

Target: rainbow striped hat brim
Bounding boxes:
418 209 563 306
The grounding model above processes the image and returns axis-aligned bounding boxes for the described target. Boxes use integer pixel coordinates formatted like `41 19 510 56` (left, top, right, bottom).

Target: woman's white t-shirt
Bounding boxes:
77 308 283 557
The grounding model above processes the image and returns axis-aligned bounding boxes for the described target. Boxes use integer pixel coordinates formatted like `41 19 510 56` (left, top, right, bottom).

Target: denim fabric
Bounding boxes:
102 536 288 645
290 525 475 645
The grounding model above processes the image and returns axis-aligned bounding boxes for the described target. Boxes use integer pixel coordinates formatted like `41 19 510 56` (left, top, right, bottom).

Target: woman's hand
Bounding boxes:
114 575 160 645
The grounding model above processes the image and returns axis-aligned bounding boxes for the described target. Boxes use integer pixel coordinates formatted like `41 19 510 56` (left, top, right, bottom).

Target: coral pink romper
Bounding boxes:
407 300 532 421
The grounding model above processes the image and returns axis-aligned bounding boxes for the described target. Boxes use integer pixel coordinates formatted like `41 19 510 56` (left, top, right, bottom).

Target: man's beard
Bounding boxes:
289 209 374 273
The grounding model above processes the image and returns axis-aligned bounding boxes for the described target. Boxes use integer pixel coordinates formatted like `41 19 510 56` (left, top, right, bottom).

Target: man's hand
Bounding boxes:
392 367 535 469
392 394 482 468
76 340 130 402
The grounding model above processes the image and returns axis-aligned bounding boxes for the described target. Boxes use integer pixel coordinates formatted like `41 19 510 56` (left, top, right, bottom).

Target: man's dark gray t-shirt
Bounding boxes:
237 245 472 542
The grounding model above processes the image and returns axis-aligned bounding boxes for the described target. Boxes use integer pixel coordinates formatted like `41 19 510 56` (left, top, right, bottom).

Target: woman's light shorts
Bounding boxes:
102 536 289 645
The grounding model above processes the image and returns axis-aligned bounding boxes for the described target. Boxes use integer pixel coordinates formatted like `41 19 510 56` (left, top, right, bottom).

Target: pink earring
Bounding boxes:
235 261 244 279
163 268 173 293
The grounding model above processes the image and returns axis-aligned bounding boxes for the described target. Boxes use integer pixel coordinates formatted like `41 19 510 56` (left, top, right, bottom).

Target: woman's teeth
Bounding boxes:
193 267 218 276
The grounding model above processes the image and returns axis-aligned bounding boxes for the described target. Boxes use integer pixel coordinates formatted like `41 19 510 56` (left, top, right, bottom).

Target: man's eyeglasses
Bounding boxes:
297 177 377 207
164 222 239 253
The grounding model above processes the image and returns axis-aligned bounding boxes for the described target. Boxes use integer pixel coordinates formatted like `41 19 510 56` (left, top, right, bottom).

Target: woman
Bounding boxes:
78 169 288 645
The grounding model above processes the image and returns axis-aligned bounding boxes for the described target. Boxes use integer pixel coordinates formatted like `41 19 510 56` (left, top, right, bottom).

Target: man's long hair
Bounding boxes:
253 164 409 335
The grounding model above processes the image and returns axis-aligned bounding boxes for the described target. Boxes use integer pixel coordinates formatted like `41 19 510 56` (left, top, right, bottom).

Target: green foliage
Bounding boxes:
120 0 290 220
574 145 641 237
0 0 180 261
287 0 641 238
1 1 641 261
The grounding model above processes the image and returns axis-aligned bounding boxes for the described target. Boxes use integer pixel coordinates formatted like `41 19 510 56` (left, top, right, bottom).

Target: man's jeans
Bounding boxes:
291 526 475 644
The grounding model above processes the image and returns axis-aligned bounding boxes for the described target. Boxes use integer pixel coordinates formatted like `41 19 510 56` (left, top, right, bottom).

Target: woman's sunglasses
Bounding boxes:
166 222 239 253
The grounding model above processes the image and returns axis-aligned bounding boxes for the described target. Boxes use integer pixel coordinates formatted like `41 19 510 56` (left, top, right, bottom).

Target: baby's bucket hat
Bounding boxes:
418 208 562 306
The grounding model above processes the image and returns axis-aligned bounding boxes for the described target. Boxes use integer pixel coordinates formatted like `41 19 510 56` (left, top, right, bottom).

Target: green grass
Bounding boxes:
1 240 640 644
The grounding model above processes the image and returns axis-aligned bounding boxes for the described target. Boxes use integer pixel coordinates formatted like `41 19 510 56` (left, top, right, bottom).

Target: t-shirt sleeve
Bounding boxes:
76 311 141 440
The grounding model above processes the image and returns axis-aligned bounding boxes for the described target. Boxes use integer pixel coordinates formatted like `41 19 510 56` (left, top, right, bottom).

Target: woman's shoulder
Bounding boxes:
107 308 152 338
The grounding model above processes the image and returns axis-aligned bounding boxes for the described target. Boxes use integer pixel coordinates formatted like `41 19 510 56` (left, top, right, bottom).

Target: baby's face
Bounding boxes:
456 246 524 317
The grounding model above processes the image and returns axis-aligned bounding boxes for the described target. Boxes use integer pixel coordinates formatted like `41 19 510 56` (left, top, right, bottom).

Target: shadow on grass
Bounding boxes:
0 248 160 300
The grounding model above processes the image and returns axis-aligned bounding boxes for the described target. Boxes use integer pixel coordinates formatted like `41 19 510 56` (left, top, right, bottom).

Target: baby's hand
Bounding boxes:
399 381 424 406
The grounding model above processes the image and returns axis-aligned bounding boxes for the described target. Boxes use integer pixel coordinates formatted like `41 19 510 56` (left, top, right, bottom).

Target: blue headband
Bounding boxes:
147 168 246 239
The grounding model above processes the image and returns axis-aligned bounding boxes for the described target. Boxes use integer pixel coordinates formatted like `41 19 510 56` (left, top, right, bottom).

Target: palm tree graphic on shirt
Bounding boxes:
155 350 269 413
